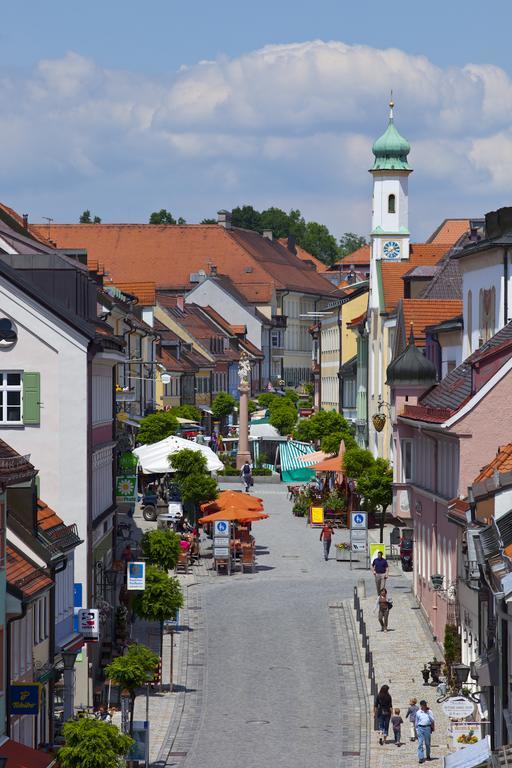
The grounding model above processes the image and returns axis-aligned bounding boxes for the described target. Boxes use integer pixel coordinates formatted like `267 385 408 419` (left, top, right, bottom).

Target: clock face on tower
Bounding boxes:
383 240 401 259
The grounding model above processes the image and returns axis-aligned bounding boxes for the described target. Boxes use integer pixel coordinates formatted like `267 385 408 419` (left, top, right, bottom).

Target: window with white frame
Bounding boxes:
0 372 22 423
34 594 49 644
401 439 413 483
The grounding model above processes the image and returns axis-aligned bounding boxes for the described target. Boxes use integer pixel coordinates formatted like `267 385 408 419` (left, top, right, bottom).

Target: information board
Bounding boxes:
310 506 324 526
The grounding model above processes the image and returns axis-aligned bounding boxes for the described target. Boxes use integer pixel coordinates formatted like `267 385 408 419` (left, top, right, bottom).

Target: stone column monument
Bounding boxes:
236 352 251 469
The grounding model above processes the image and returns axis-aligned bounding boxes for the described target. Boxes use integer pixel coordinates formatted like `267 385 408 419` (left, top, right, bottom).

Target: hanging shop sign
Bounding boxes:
10 683 41 715
442 697 476 720
127 561 146 591
116 475 137 502
77 608 100 641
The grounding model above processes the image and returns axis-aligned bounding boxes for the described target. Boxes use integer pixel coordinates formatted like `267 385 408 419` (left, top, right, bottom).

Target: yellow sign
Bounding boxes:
369 543 388 563
310 506 324 526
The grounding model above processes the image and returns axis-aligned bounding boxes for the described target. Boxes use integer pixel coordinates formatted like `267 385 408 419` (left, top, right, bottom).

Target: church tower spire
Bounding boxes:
370 96 412 261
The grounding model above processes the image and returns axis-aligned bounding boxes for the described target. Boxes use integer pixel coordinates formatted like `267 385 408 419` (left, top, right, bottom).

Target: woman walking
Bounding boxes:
375 587 390 631
374 684 393 745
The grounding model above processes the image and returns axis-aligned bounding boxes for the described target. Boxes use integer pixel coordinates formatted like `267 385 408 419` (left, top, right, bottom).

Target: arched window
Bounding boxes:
388 194 396 214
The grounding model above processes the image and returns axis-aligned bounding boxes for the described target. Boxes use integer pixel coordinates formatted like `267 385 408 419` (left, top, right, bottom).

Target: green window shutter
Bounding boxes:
23 372 40 425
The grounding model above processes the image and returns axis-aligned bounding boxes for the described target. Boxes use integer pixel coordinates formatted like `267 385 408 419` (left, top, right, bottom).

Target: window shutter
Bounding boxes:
23 372 40 424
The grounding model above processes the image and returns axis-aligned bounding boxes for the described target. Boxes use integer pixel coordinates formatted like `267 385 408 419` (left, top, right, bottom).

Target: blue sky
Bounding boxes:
2 1 512 239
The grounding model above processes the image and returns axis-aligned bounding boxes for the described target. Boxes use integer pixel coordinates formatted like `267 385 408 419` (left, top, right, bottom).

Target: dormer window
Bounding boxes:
388 194 396 214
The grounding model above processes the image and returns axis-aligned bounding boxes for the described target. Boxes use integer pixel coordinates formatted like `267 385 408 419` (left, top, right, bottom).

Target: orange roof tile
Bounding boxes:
381 245 450 312
115 282 156 306
347 311 367 328
37 499 64 531
277 238 326 271
336 244 371 266
230 324 246 335
6 545 52 598
474 444 512 483
401 299 463 346
428 219 470 245
30 224 338 304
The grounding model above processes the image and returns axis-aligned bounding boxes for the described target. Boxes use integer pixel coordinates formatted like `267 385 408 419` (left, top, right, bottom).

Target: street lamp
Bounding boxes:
452 663 471 688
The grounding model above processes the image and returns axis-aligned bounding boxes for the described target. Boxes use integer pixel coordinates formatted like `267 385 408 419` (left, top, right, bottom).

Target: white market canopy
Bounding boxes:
249 422 287 441
133 435 224 474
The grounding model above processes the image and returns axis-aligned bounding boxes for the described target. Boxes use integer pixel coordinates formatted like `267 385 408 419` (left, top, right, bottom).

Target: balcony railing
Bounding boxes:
463 560 481 589
271 315 288 329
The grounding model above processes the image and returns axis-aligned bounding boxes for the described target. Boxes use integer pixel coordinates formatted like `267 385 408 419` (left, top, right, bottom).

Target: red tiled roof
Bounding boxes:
0 439 36 485
30 223 338 303
427 219 470 245
381 245 450 313
6 545 52 598
0 737 55 768
230 324 246 335
159 348 195 373
400 299 463 346
347 311 367 328
336 244 371 267
277 238 327 271
115 282 156 306
238 336 264 358
37 499 64 531
474 444 512 483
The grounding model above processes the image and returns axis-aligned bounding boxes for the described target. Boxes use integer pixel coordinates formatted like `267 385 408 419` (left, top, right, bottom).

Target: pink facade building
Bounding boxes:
389 323 512 640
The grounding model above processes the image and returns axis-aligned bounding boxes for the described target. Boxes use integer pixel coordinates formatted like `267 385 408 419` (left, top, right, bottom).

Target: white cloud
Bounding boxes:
0 43 510 235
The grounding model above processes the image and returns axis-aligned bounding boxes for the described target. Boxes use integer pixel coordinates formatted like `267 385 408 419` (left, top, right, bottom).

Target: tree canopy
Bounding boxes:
355 457 393 543
137 411 178 445
211 392 237 419
342 447 375 480
105 643 159 733
133 565 183 625
79 209 101 224
58 717 133 768
338 232 368 260
170 448 218 506
149 209 186 225
169 404 202 422
141 528 181 572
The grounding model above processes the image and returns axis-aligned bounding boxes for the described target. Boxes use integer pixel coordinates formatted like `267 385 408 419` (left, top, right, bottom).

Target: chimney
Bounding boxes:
263 229 273 241
217 209 232 229
22 214 28 229
176 296 185 311
210 264 218 277
287 234 297 254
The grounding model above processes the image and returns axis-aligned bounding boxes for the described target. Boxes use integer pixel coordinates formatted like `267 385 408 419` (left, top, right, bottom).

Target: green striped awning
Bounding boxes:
278 441 316 483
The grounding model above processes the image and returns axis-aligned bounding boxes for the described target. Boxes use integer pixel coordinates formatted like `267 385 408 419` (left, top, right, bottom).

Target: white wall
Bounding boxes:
372 173 409 235
461 250 503 358
186 279 263 348
0 277 89 602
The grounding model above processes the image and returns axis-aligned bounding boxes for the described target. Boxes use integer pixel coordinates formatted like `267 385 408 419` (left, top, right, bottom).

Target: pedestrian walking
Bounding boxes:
374 588 390 631
374 684 392 745
391 708 403 746
319 522 334 561
406 698 419 741
415 699 435 764
371 550 389 593
240 461 252 492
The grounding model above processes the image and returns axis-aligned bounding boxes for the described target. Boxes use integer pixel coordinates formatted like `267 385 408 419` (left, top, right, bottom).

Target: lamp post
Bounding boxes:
61 651 77 722
452 663 471 690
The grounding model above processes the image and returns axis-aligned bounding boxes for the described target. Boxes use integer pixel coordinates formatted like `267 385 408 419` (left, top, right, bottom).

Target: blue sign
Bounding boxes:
10 684 40 715
354 514 364 525
214 520 229 535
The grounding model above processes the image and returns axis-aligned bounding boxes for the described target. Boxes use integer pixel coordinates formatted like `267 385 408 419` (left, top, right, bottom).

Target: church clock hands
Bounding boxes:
383 240 401 259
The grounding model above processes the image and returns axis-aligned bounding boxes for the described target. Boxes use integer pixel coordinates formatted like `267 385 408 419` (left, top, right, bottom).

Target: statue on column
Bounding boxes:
237 352 251 388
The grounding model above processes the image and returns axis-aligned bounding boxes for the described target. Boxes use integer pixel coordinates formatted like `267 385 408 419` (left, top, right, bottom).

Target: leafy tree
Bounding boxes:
260 207 293 238
137 411 178 445
248 399 258 414
256 392 275 409
357 458 393 543
79 209 101 224
343 447 375 480
302 221 340 266
231 205 262 232
141 528 181 571
170 448 218 507
320 432 346 455
338 232 368 260
283 388 299 404
200 218 217 224
294 410 349 442
169 404 202 422
133 566 184 669
105 644 159 733
269 404 297 435
211 391 236 420
149 209 186 225
58 717 133 768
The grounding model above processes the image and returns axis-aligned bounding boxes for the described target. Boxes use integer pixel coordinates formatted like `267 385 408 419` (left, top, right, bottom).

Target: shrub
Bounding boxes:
212 392 237 419
141 528 181 571
137 411 178 445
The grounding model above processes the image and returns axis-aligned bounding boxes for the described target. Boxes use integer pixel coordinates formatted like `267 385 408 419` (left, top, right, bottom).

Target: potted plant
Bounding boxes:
335 542 351 561
421 664 430 685
429 657 442 685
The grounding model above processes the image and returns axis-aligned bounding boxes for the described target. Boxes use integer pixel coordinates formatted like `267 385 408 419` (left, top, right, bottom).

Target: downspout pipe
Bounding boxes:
6 585 27 738
504 248 509 326
337 305 343 413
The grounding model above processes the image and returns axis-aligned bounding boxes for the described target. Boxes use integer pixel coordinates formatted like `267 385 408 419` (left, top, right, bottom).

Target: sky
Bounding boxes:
2 0 512 240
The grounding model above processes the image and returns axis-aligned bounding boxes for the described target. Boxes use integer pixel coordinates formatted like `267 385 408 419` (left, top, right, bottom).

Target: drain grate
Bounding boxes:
281 554 299 559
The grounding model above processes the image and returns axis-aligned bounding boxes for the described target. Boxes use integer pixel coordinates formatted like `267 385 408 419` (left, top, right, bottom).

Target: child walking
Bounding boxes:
391 708 403 746
406 698 419 741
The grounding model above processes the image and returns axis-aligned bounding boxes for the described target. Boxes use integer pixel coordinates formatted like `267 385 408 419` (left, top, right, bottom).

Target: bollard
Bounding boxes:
367 650 373 670
357 579 366 598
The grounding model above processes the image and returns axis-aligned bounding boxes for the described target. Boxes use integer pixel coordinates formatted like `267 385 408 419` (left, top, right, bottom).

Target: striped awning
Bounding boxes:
279 441 316 483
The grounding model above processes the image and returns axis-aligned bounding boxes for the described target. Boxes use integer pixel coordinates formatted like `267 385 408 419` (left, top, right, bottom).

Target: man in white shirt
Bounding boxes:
414 699 435 763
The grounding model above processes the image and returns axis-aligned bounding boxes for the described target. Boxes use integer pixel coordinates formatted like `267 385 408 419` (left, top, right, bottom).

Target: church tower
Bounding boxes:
370 98 412 262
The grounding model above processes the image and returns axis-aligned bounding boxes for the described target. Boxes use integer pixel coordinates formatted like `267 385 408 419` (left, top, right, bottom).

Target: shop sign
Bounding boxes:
10 683 40 715
78 608 100 641
442 696 475 719
351 541 368 553
116 475 137 502
127 561 146 591
449 722 482 750
369 543 389 562
310 506 324 526
119 451 138 473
